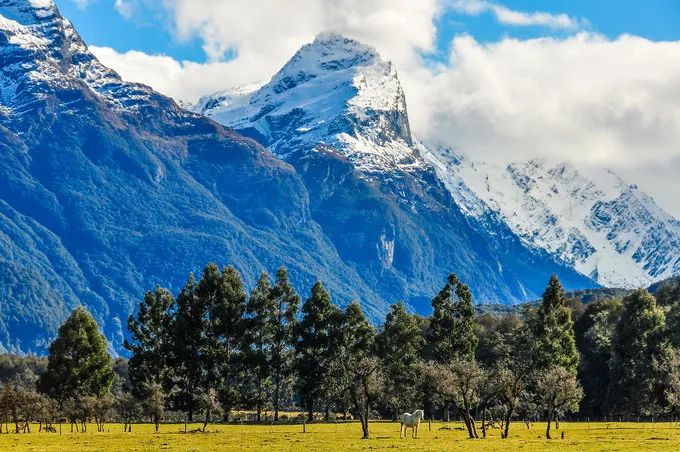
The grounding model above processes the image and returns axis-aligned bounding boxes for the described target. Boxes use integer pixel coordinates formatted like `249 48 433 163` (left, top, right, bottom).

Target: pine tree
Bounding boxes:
428 273 477 363
530 275 579 373
607 289 667 415
243 272 275 422
39 307 114 403
270 267 300 421
376 302 423 418
125 286 174 409
296 280 342 421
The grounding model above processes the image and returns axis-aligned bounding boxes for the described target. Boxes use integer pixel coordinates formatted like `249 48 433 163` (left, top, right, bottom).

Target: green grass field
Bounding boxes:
1 421 679 451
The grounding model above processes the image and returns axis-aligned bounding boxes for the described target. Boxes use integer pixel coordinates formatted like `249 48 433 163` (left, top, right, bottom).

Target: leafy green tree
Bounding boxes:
376 303 423 418
0 354 47 391
428 273 477 363
422 358 484 439
296 281 342 421
662 349 680 415
474 313 522 368
607 289 667 415
39 307 114 403
665 301 680 349
530 275 579 373
115 392 141 432
535 366 583 439
269 268 300 421
655 278 680 307
243 272 275 421
143 381 165 432
574 298 622 416
124 286 174 410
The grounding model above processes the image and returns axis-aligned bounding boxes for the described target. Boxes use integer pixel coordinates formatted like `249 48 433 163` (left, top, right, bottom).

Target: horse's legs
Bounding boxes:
400 423 403 439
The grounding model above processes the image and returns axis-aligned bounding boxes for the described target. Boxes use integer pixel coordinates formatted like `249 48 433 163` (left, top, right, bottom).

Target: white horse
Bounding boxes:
400 409 424 439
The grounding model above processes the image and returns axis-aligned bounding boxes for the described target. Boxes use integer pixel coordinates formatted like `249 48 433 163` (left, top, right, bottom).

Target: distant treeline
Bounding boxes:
2 264 680 439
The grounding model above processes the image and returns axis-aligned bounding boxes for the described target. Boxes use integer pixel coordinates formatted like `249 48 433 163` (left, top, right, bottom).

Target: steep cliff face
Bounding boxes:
198 33 596 312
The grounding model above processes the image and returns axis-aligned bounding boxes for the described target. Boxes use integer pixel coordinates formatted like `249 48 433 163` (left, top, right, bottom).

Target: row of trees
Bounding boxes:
3 264 680 439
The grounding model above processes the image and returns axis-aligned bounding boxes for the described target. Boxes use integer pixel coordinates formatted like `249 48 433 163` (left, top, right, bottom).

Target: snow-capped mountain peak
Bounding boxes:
268 32 382 91
0 0 183 132
422 146 680 289
194 32 417 173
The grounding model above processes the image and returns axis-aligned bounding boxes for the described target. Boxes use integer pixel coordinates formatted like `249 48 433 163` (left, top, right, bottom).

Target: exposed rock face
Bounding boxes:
197 33 596 314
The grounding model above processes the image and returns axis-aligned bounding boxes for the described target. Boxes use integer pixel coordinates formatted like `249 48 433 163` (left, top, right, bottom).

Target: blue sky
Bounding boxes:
56 0 680 64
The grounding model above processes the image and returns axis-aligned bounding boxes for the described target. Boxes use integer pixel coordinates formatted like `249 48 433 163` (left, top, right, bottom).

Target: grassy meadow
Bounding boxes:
1 421 680 451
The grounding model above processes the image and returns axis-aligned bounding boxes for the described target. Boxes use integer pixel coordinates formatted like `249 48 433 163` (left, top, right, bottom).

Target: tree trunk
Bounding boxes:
481 407 487 438
463 412 476 439
503 405 513 439
555 415 560 430
274 380 280 422
202 406 211 432
257 401 262 423
359 412 369 439
546 410 553 440
154 414 159 432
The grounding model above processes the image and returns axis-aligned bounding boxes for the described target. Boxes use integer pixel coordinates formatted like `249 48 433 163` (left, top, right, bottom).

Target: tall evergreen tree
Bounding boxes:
270 267 300 421
125 286 175 406
296 281 342 421
243 272 275 422
428 273 477 362
197 264 246 421
530 275 579 373
376 303 423 418
333 302 379 438
607 289 667 415
170 274 202 421
39 307 114 403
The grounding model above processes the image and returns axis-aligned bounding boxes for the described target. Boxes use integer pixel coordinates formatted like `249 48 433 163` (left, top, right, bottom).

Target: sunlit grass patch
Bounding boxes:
1 421 680 451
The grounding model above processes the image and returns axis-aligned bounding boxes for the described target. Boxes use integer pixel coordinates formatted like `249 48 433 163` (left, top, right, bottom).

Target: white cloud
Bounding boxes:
90 46 260 102
114 0 134 18
160 0 439 86
70 0 94 9
449 0 583 29
89 1 680 218
410 33 680 216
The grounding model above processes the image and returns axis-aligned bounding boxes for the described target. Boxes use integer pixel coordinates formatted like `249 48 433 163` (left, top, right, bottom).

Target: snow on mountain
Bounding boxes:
194 32 421 174
422 146 680 288
197 32 598 308
0 0 170 131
